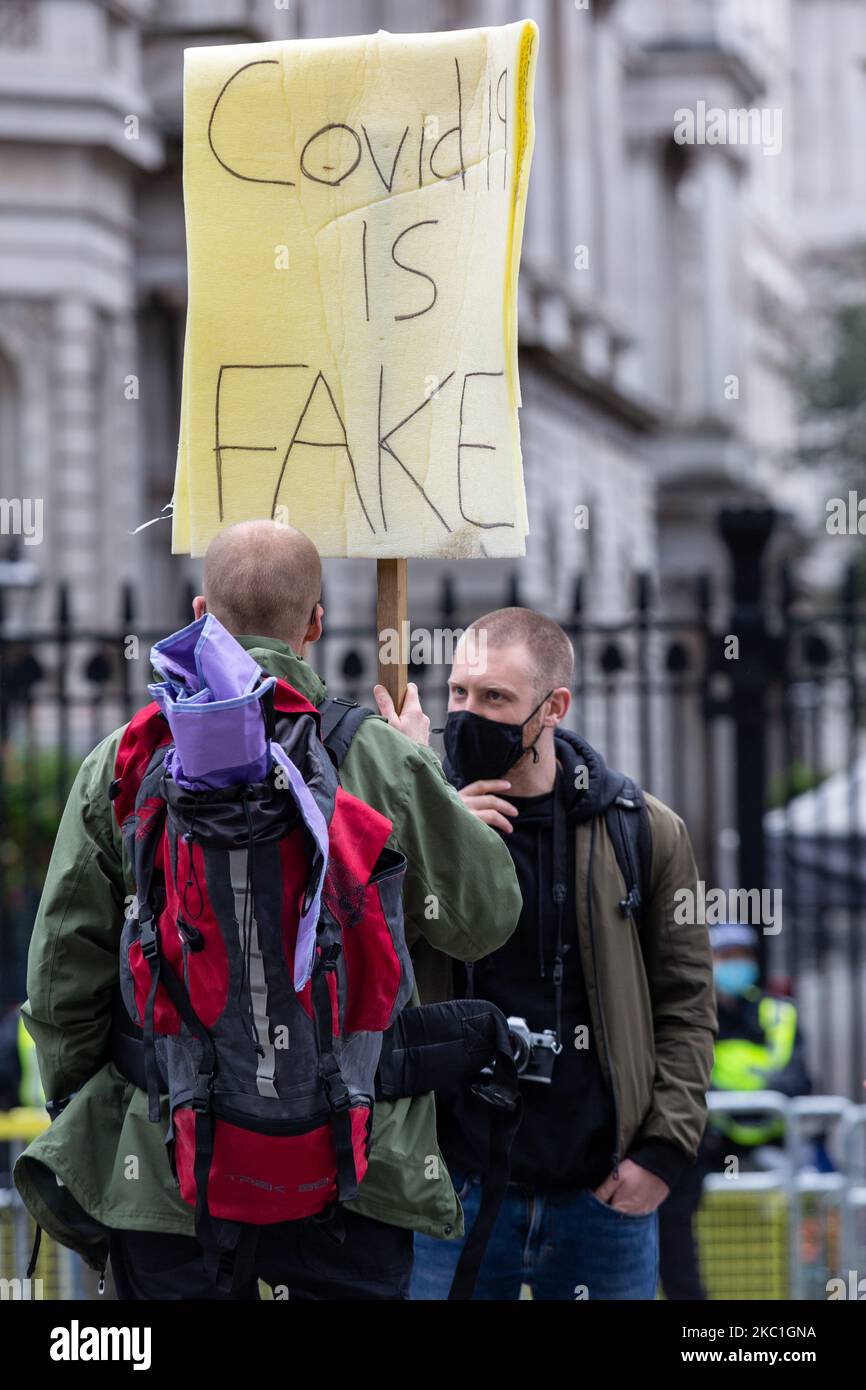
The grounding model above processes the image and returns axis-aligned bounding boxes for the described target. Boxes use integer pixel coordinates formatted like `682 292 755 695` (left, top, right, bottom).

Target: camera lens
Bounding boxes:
509 1029 531 1074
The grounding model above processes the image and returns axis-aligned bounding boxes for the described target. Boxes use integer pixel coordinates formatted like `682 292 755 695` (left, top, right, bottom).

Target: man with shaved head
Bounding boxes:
387 607 716 1301
17 522 522 1300
199 520 322 651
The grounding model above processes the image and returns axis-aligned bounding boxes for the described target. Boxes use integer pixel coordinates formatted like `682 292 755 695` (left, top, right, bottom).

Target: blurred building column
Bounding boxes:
695 148 740 423
620 134 673 408
0 0 163 634
51 297 100 600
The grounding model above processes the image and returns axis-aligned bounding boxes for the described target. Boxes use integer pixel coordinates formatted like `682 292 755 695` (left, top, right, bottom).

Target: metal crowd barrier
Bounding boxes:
698 1093 866 1300
0 1107 102 1300
2 1097 865 1301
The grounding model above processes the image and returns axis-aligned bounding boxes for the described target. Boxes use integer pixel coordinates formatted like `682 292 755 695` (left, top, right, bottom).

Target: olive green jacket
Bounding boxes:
414 793 718 1177
15 638 522 1270
571 794 717 1167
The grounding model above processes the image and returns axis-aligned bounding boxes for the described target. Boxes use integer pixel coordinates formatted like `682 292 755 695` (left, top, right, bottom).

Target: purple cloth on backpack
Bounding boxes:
148 614 272 788
271 743 329 992
148 613 329 991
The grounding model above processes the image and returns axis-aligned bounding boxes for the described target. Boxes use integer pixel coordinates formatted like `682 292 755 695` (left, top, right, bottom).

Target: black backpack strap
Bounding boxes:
448 1094 522 1301
448 1011 521 1302
319 697 374 771
604 777 652 934
129 751 171 1121
374 1001 522 1301
110 985 169 1095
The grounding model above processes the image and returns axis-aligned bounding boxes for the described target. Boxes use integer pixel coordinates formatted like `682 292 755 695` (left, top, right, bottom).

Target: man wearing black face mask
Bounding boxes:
376 607 716 1300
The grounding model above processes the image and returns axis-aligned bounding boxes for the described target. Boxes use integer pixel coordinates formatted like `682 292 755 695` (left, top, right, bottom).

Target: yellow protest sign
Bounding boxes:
172 22 538 559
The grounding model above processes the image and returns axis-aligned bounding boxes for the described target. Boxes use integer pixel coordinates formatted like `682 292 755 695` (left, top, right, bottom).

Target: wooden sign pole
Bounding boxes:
376 558 408 712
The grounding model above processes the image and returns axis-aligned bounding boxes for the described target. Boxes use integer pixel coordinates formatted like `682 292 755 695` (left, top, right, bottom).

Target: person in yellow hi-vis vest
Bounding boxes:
659 923 811 1299
16 1013 45 1109
0 1007 45 1188
709 925 808 1146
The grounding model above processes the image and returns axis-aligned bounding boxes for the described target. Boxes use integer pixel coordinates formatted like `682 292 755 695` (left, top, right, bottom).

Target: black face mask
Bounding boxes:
440 691 554 787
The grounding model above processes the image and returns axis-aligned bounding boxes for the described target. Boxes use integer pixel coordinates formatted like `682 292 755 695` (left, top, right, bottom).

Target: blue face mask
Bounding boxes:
714 959 759 997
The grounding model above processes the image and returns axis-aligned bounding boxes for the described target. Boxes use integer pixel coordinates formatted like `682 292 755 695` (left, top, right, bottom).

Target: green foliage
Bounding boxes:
0 745 82 898
766 761 827 810
797 248 866 487
805 304 866 413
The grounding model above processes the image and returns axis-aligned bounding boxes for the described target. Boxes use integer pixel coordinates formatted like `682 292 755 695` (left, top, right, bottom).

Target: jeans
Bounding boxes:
411 1171 659 1300
110 1209 413 1301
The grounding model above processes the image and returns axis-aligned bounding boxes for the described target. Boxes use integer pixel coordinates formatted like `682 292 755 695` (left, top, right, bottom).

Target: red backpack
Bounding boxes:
110 681 414 1291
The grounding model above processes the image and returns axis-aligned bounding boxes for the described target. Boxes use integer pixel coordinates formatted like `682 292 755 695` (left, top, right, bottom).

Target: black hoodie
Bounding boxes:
447 730 628 1190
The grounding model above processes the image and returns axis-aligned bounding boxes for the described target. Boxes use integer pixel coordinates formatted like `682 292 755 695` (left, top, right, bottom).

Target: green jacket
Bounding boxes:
414 751 718 1179
15 638 522 1270
571 793 717 1168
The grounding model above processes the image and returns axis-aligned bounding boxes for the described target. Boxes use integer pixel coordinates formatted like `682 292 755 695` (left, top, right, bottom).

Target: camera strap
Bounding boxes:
551 767 570 1050
464 767 570 1045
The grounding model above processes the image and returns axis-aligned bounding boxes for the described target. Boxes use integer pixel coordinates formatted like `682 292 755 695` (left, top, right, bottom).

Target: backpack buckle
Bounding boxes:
318 942 342 973
320 1057 350 1112
139 913 159 961
326 1079 350 1112
191 1072 213 1112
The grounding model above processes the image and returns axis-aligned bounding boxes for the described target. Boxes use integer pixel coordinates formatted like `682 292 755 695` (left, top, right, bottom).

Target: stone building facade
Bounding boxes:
0 0 863 760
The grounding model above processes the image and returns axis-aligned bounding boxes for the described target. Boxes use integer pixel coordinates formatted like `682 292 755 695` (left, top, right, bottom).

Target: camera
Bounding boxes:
507 1016 561 1084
